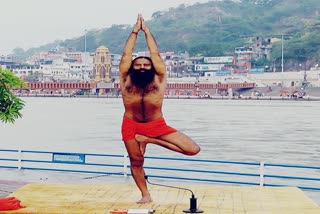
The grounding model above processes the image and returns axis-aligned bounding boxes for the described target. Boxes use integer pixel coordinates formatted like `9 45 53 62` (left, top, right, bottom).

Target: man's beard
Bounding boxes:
129 68 156 88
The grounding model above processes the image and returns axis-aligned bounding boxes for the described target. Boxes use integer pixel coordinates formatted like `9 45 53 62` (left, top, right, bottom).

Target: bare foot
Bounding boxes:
136 195 153 204
135 134 148 155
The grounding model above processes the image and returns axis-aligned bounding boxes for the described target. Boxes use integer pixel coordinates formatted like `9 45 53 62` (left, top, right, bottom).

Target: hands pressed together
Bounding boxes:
132 14 149 34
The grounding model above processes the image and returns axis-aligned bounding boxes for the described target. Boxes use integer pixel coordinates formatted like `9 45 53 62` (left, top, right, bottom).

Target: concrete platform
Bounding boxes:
0 183 319 213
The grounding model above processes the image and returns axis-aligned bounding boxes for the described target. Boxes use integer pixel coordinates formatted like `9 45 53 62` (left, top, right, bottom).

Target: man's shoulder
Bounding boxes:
155 73 166 83
120 74 129 84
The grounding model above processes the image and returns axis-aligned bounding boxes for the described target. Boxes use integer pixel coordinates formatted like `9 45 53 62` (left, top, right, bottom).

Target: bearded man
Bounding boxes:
119 14 201 204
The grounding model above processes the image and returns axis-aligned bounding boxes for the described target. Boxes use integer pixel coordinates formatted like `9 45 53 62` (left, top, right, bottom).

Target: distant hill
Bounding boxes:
18 0 320 65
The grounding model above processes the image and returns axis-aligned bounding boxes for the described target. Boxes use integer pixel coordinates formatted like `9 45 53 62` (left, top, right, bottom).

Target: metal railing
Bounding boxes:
0 149 319 191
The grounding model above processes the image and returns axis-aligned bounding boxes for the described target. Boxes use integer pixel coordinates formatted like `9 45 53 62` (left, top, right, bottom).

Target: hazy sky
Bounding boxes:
0 0 208 55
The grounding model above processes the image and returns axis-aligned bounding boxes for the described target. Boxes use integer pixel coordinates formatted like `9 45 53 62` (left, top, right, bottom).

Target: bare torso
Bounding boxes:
121 75 166 122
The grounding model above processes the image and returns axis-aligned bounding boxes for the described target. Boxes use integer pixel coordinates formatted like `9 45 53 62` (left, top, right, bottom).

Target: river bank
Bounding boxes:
15 93 320 101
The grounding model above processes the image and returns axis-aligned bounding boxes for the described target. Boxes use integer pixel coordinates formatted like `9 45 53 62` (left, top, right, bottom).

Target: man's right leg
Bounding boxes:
123 139 153 204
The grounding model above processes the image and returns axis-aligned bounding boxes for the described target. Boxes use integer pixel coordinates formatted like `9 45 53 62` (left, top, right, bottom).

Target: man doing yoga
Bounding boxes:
119 14 201 204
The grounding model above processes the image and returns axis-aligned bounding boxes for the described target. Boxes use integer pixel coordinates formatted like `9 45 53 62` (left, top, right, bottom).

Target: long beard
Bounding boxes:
129 68 156 88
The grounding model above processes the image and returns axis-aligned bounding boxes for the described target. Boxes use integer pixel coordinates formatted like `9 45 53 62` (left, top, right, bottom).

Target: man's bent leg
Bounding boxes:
123 139 153 204
136 131 200 156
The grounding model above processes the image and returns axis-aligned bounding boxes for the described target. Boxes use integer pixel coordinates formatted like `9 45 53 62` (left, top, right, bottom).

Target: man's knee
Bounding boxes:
130 155 144 167
186 144 201 156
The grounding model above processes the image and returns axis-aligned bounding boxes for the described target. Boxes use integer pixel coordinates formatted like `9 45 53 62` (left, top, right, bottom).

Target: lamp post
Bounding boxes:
281 34 284 73
83 29 87 81
281 34 284 87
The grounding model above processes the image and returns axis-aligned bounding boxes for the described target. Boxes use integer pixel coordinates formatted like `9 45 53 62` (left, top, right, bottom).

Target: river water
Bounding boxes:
1 97 319 204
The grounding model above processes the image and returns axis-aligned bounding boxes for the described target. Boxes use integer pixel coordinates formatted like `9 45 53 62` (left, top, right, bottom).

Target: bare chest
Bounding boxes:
124 84 159 96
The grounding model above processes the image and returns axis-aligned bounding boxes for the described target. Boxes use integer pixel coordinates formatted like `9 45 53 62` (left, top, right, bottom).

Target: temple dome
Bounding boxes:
96 46 109 52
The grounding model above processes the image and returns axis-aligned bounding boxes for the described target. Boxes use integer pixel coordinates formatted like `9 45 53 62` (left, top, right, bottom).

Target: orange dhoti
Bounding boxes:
121 117 177 141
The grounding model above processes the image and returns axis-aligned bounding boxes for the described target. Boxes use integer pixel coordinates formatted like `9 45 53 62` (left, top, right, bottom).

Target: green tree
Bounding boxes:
0 68 27 123
12 47 25 56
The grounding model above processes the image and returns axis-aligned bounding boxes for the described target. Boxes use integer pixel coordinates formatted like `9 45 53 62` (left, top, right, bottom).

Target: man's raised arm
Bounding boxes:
119 14 142 77
141 17 166 77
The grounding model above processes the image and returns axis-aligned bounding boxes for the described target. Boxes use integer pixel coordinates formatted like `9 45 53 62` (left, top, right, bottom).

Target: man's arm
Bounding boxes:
119 14 141 77
141 17 166 77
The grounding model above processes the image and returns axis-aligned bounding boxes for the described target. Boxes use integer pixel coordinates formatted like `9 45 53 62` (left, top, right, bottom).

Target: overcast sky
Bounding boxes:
0 0 208 55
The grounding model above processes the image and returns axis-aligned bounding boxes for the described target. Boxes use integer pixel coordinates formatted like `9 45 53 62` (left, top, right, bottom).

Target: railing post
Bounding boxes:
123 153 129 177
259 161 265 186
18 149 22 170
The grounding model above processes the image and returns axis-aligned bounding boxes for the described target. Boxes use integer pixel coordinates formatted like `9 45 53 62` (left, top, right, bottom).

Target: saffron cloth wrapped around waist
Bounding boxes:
121 116 177 141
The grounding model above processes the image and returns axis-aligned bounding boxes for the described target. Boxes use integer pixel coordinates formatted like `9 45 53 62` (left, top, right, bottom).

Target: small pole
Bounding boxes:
18 149 22 170
260 161 265 186
123 153 129 177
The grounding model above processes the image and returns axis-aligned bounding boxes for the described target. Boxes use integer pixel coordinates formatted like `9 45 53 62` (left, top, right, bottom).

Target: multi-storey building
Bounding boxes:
233 47 253 73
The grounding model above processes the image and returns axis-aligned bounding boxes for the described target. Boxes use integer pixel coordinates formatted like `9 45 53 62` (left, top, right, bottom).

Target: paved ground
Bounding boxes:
1 183 320 214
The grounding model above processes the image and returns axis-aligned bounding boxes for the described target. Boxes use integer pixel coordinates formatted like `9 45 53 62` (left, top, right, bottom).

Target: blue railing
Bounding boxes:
0 149 319 191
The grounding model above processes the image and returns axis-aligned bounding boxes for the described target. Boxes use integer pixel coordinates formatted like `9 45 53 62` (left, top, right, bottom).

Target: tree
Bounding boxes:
0 68 27 123
12 47 25 56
